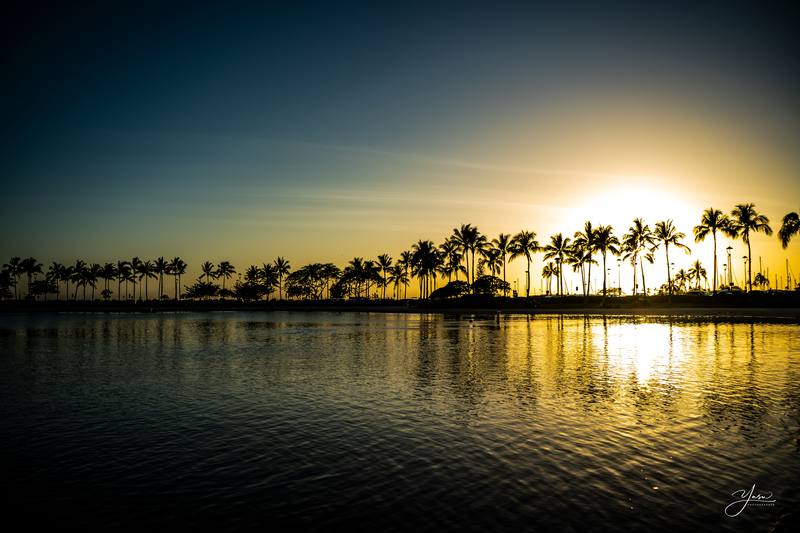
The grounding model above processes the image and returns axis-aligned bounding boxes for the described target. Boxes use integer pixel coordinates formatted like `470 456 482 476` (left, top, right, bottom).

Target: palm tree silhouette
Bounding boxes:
573 222 598 296
101 263 117 299
262 263 278 299
509 230 540 297
19 257 42 299
388 264 408 299
201 261 216 285
216 261 236 293
779 210 799 249
622 218 655 296
543 234 571 296
479 247 503 277
398 251 413 299
652 220 691 297
377 254 393 299
729 203 772 292
594 225 620 297
693 208 733 294
492 233 512 295
116 261 130 300
154 257 168 299
688 260 707 290
48 262 66 300
541 263 557 295
130 257 142 299
89 263 102 300
169 257 187 300
3 257 21 299
274 257 291 300
138 260 156 301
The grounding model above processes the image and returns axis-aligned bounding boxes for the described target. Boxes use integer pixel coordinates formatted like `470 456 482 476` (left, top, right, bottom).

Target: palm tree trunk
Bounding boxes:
665 245 671 296
632 255 637 296
640 262 647 296
712 232 718 294
502 254 507 296
602 252 607 297
526 257 531 297
747 239 752 292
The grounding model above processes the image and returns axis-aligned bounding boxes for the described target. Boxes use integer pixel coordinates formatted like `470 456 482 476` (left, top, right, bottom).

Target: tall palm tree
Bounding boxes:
116 261 130 300
19 257 42 299
169 257 187 300
543 233 570 296
130 257 142 300
622 218 655 296
3 257 22 299
439 238 465 283
509 230 540 297
101 263 117 299
262 263 278 300
541 262 557 295
492 233 512 295
377 254 393 299
779 210 799 249
693 208 733 294
479 247 503 277
47 262 65 301
565 242 594 296
594 225 620 297
88 263 102 300
216 261 236 292
274 257 291 300
153 257 168 299
729 203 772 292
687 260 707 290
138 260 156 301
652 219 691 296
201 261 216 284
398 251 413 299
573 222 598 296
388 264 408 299
411 240 439 298
71 260 86 300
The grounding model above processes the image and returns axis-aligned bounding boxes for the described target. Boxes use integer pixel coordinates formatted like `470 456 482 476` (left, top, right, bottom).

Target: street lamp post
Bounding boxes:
726 246 733 286
742 256 748 291
617 258 621 296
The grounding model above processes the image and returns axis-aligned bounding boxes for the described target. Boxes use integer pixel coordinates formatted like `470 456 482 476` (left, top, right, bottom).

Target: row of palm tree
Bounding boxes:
3 204 798 301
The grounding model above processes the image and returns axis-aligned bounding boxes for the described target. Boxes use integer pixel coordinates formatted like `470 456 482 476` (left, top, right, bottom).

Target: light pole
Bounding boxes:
726 246 733 286
606 268 610 296
742 256 748 291
617 258 621 296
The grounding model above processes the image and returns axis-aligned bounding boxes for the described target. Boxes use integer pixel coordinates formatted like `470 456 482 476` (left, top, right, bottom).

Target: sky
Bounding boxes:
2 0 799 295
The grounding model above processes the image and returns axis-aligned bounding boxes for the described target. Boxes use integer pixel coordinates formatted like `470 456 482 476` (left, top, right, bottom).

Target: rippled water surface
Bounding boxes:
1 312 799 531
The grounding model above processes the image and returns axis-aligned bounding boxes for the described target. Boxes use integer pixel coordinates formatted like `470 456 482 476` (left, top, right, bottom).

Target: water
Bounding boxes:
1 312 799 531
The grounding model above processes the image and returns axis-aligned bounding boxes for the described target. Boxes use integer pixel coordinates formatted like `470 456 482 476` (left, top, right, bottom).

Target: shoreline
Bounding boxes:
2 298 800 321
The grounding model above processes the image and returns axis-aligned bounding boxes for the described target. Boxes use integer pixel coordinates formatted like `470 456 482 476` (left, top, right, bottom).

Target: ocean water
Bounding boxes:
1 312 798 531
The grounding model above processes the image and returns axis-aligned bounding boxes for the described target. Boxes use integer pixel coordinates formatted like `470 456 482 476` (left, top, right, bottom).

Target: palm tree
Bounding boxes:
154 257 168 299
622 218 655 296
411 240 439 298
398 251 413 299
594 225 620 297
729 203 772 292
753 272 770 290
274 257 291 300
201 261 216 284
388 264 409 299
88 263 102 300
543 233 571 296
3 257 21 299
48 262 66 300
674 269 689 294
492 233 512 295
262 263 278 299
216 261 236 292
130 257 142 299
573 222 599 296
693 208 733 294
138 260 156 301
377 254 393 299
652 220 691 296
509 230 540 297
169 257 187 300
779 210 799 249
479 247 503 277
439 238 465 283
116 261 130 300
71 261 86 300
101 263 117 299
688 260 707 290
565 242 594 296
541 262 557 295
19 257 42 298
